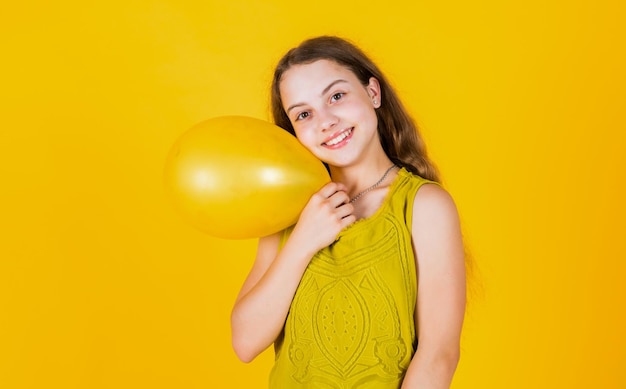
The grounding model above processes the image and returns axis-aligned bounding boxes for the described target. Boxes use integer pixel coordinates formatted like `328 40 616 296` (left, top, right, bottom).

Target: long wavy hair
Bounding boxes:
270 36 440 183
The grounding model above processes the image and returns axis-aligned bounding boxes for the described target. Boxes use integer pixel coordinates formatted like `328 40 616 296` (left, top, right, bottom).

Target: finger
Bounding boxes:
335 202 354 219
316 182 343 199
340 214 357 229
333 182 348 192
328 190 350 208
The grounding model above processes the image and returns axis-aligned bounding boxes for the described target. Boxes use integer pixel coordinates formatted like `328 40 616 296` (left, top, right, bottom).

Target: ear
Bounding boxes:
366 77 382 108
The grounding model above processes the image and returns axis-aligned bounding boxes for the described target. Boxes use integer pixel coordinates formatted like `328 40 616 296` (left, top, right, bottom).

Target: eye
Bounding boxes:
330 92 344 102
295 111 310 121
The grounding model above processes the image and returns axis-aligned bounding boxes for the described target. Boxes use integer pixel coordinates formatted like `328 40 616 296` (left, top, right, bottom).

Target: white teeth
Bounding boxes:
325 129 352 146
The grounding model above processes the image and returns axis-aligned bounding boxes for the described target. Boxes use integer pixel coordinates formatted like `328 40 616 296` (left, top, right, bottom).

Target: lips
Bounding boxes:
322 128 353 148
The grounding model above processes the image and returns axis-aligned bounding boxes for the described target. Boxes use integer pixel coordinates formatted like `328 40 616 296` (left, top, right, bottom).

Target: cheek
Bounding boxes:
293 127 316 150
357 104 379 127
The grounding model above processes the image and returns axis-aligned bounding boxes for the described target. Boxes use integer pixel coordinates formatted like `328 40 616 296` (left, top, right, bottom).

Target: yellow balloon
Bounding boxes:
164 116 330 239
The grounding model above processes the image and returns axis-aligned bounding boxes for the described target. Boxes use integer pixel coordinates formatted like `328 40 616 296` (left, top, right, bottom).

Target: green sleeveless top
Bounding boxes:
269 168 436 388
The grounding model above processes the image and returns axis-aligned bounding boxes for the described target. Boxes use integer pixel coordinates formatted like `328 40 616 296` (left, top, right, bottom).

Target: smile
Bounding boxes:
323 128 353 147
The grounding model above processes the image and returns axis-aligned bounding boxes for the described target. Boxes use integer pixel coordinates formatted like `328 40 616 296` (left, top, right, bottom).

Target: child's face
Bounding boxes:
279 59 381 168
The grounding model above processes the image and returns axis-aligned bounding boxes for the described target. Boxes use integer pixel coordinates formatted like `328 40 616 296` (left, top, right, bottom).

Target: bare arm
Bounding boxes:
401 184 466 388
230 182 355 362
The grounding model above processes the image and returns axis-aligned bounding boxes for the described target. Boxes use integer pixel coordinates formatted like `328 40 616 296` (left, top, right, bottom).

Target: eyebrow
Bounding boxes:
286 79 348 115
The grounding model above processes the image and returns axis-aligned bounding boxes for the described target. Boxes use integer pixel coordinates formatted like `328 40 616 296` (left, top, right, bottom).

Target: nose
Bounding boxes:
319 107 338 132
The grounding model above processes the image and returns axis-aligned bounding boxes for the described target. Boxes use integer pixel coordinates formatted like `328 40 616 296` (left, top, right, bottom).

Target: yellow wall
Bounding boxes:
1 1 624 388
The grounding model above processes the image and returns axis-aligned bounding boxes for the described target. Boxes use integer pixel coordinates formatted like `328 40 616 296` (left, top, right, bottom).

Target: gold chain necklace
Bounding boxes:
349 165 397 204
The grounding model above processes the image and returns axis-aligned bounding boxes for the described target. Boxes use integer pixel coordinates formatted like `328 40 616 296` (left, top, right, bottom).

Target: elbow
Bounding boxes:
233 349 256 364
230 312 263 363
438 346 461 379
231 328 276 363
231 337 259 363
450 348 461 370
437 343 460 366
417 344 461 382
231 305 280 363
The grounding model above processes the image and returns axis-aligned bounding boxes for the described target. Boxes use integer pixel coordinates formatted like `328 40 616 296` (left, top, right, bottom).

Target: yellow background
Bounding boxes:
1 1 625 388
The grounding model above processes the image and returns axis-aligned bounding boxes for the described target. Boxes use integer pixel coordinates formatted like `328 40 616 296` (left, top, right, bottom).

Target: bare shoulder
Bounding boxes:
411 180 464 274
411 182 463 265
410 182 465 328
412 183 460 225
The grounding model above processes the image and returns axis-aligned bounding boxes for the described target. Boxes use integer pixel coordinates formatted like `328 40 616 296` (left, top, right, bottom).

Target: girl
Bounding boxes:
231 36 466 388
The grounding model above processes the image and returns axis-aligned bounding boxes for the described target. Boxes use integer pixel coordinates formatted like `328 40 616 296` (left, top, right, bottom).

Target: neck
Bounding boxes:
328 157 396 198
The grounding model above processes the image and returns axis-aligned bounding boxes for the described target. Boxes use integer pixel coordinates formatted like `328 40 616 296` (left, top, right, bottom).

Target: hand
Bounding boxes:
291 182 356 255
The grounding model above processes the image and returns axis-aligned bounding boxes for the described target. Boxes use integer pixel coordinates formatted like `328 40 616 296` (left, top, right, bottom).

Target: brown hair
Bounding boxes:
271 36 440 183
